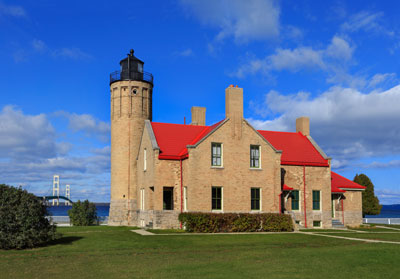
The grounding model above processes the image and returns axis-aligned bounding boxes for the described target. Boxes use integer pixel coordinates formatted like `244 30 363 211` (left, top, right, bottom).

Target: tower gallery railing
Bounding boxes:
110 70 153 85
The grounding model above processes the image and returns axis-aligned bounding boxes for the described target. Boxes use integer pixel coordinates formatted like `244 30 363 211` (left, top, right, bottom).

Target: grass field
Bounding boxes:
1 226 400 279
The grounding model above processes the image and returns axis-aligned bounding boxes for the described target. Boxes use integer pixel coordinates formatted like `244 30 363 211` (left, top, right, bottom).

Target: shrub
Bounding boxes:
68 200 97 226
0 184 56 249
179 212 293 233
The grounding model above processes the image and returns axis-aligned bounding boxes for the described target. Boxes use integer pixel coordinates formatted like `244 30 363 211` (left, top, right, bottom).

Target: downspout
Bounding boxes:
341 198 344 225
279 192 282 214
303 165 307 228
180 159 183 229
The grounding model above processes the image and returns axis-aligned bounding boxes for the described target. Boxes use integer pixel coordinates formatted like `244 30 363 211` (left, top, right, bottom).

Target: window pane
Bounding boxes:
251 188 260 210
212 187 222 210
312 191 320 210
292 190 299 210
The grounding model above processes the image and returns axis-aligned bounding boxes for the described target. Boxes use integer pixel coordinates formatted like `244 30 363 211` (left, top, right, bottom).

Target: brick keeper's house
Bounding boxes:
108 50 365 229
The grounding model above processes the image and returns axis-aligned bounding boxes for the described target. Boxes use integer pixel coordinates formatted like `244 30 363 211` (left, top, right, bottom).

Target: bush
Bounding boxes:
178 212 293 233
0 184 56 249
68 200 97 226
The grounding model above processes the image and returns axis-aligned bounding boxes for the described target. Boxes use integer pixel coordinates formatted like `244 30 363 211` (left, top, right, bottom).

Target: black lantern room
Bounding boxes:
110 49 153 85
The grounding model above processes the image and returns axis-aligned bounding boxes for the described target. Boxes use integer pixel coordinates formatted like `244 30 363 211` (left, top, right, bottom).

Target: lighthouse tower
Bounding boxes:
109 49 153 225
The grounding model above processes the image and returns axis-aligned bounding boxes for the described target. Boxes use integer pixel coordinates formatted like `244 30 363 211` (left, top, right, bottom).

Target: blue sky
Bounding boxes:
1 0 400 204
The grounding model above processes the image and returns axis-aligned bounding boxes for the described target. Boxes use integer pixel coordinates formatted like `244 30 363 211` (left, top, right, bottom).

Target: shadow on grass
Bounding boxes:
45 235 83 247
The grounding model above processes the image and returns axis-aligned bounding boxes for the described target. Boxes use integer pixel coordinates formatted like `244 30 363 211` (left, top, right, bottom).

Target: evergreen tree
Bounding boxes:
353 174 382 217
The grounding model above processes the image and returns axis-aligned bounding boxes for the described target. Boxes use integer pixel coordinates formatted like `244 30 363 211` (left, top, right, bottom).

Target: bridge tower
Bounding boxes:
52 175 60 206
109 49 153 226
65 184 71 205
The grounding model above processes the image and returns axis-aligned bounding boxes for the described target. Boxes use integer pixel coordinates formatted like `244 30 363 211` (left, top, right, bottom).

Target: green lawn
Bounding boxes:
1 226 400 279
319 232 400 242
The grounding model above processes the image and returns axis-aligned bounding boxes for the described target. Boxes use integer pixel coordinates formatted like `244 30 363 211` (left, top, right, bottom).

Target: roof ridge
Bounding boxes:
151 121 208 128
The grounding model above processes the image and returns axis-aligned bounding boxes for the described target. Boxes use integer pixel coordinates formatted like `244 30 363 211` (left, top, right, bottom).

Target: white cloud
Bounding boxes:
234 35 354 79
0 3 26 17
367 73 397 89
180 0 280 43
56 111 110 142
0 106 110 201
51 47 92 60
375 189 400 205
248 84 400 164
31 39 47 52
175 48 193 57
340 11 392 35
0 106 59 160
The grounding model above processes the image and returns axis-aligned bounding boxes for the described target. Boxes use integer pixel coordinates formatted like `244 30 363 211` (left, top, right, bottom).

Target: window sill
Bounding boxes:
211 210 223 213
211 166 224 169
249 168 262 171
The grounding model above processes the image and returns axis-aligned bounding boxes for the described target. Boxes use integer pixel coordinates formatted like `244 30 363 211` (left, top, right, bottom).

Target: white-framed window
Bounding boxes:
251 188 261 211
212 186 223 211
250 145 261 168
140 188 145 210
211 143 223 167
312 190 321 210
144 148 147 171
183 186 188 211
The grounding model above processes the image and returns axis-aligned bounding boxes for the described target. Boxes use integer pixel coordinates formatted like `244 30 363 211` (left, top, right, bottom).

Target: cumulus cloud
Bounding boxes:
56 111 110 142
234 35 354 79
181 0 280 43
0 106 59 160
0 106 110 201
248 84 400 165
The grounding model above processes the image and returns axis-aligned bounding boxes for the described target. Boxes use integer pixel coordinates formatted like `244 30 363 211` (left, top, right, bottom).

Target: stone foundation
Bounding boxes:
109 199 138 226
137 210 180 229
344 211 363 226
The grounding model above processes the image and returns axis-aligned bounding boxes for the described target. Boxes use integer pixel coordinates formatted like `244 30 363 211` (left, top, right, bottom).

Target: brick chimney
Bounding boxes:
296 116 310 136
225 85 243 139
191 106 206 126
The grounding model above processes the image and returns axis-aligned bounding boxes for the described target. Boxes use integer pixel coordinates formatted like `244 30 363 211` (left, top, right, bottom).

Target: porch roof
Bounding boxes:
331 171 366 191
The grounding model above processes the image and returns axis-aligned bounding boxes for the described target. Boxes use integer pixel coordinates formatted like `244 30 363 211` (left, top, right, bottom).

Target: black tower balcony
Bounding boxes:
110 49 153 85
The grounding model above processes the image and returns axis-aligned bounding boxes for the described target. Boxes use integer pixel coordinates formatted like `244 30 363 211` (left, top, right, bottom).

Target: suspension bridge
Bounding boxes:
40 175 73 205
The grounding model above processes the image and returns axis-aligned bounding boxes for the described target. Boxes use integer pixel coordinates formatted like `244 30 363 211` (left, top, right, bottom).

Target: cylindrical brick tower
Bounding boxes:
109 49 153 225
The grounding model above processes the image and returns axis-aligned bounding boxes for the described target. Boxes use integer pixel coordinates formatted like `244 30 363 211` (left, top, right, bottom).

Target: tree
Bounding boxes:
68 200 97 226
0 184 56 249
353 174 382 217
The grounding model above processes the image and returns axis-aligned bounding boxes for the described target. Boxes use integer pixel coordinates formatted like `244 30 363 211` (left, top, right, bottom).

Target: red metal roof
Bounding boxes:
151 121 223 160
283 184 294 191
151 121 329 166
331 171 366 190
258 130 329 167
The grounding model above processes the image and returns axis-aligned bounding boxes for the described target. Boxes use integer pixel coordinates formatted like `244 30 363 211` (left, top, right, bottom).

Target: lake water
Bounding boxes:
47 204 400 218
47 205 110 217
